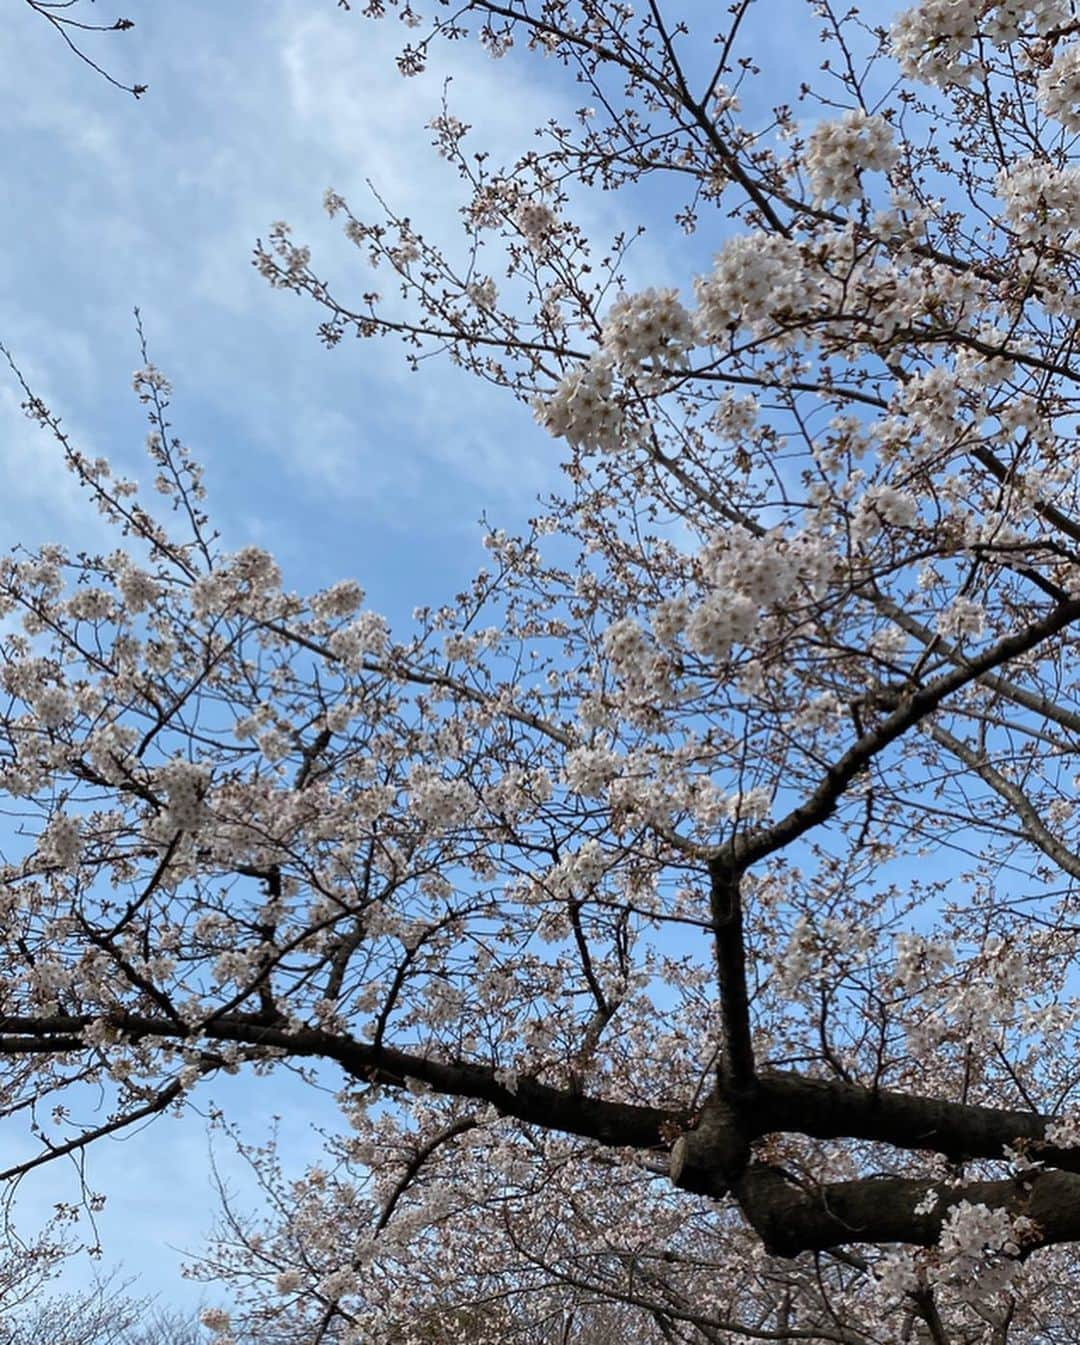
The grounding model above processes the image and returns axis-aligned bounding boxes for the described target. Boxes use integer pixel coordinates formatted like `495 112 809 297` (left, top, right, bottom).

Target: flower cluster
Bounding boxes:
190 548 282 618
466 276 498 311
406 766 473 831
805 110 898 205
935 1201 1038 1295
1038 43 1080 132
117 567 160 614
984 1 1072 43
851 484 919 542
1044 1111 1080 1148
874 1248 921 1302
548 839 608 897
685 590 757 660
39 813 82 871
890 0 982 86
132 364 172 400
32 685 71 729
513 200 559 250
199 1306 232 1345
311 579 365 622
327 612 389 670
600 615 672 700
894 933 955 991
600 288 695 369
694 233 811 340
936 596 986 640
562 745 623 798
156 756 212 832
680 528 832 659
997 159 1080 244
725 787 771 822
891 0 1070 87
535 354 625 452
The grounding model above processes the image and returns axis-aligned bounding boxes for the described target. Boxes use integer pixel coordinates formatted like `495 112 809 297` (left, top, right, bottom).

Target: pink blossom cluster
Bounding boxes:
891 0 1071 87
805 110 898 205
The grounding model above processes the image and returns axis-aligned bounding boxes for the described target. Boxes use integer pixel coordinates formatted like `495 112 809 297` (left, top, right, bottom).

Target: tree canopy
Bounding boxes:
6 0 1080 1341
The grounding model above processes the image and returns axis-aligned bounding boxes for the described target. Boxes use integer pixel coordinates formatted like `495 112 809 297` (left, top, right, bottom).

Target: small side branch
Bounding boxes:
373 1116 477 1235
0 1078 184 1183
22 0 146 97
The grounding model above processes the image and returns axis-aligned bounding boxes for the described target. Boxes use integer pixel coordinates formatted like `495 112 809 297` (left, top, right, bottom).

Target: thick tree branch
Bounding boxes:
0 1013 682 1150
708 864 756 1091
749 1071 1073 1169
731 1163 1079 1256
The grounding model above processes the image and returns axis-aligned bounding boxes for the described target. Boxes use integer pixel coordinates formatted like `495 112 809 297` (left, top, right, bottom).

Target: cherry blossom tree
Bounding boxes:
0 1216 82 1333
0 1232 198 1345
1 1276 202 1345
6 0 1080 1340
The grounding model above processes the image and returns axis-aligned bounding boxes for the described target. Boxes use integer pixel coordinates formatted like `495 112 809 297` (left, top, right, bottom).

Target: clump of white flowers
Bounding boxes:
406 765 473 831
199 1306 232 1342
874 1247 921 1302
934 1200 1039 1295
600 614 659 693
132 364 172 400
537 286 694 449
657 527 835 664
1044 1111 1080 1148
311 579 365 622
466 276 498 311
513 199 559 250
317 1267 358 1300
536 353 625 452
914 1189 940 1216
726 787 772 822
327 611 389 670
891 0 1070 88
936 595 986 640
1038 43 1080 132
32 685 71 729
157 756 212 831
997 159 1080 245
117 567 160 614
191 547 282 619
685 593 757 660
890 0 982 85
983 0 1071 43
67 588 114 622
556 839 608 893
562 745 623 798
228 545 281 591
600 288 695 369
39 812 82 870
894 932 955 991
274 1269 303 1295
851 484 919 541
805 110 898 205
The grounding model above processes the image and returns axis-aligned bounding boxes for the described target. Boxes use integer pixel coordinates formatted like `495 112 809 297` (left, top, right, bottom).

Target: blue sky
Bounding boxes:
0 0 821 1316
